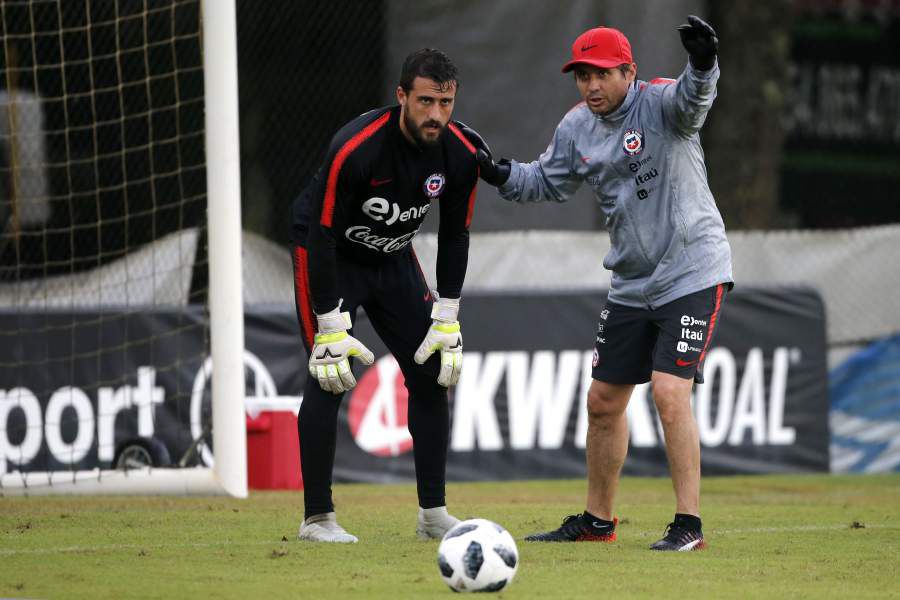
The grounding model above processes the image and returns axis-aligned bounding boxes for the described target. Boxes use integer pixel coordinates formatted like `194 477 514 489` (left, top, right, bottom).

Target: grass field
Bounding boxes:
1 474 898 599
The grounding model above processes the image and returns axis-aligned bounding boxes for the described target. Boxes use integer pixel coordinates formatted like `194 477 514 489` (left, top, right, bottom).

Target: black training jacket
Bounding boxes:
292 105 479 313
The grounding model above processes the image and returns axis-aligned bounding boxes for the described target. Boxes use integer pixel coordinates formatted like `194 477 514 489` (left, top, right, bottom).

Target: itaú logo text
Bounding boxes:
344 225 418 253
347 356 413 456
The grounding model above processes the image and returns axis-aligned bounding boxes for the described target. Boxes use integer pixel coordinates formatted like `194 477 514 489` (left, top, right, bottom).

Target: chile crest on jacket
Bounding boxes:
424 172 446 198
623 128 643 156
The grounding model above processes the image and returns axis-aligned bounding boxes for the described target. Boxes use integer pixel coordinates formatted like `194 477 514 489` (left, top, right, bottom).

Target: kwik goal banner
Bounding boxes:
341 287 830 480
0 287 828 477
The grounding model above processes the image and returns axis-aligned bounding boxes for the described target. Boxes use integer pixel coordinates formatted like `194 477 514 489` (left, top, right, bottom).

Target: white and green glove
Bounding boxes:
414 296 462 387
309 304 375 394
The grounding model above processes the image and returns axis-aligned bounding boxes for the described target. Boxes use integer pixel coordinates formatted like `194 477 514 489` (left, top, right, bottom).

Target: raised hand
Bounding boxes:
677 15 718 71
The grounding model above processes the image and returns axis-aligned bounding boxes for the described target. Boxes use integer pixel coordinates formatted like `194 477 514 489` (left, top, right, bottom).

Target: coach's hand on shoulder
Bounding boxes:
309 304 375 394
456 121 510 187
475 149 511 187
414 296 463 387
677 15 718 71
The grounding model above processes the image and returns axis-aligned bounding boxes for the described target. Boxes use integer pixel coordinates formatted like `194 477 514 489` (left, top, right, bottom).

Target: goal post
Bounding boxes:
0 0 246 497
202 0 247 499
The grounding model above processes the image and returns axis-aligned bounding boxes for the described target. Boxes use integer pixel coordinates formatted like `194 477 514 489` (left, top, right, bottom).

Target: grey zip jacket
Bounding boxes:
499 61 733 309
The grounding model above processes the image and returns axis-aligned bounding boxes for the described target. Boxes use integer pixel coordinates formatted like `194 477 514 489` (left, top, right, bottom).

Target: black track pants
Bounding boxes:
292 245 451 519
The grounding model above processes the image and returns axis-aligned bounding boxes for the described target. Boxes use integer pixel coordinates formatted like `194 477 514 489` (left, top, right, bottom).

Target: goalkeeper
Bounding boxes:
290 49 480 543
468 17 733 551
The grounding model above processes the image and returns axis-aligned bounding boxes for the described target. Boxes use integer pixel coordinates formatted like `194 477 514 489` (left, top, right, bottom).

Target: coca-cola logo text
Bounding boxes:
344 225 418 253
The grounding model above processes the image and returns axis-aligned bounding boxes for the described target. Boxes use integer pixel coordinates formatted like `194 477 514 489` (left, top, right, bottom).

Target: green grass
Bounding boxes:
1 474 899 599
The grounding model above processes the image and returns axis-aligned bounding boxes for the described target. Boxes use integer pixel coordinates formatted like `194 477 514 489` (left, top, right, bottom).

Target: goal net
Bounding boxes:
0 0 245 495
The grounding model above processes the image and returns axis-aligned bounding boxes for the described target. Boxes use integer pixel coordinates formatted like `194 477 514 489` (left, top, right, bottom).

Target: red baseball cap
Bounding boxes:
561 26 633 73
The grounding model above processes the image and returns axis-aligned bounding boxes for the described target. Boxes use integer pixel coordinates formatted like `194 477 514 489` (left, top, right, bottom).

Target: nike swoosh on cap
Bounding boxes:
581 44 598 51
370 177 392 186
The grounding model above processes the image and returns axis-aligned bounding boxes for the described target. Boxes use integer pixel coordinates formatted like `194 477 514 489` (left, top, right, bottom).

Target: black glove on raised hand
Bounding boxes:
455 121 511 187
677 15 718 71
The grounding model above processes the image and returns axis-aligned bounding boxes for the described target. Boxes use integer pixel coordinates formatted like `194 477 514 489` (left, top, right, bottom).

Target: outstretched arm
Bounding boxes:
662 15 721 137
459 121 581 203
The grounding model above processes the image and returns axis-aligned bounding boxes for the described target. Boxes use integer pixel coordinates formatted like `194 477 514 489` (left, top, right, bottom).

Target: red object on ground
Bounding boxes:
246 399 303 490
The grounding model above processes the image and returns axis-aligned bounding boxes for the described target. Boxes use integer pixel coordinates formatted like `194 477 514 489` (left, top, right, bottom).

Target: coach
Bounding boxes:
469 16 733 551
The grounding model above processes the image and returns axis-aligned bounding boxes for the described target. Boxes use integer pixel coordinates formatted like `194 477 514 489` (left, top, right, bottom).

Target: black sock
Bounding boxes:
298 378 342 520
582 511 615 531
407 388 450 510
674 513 702 532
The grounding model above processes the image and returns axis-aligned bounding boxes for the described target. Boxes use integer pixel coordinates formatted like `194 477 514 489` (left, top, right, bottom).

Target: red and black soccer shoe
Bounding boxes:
524 514 617 542
649 522 706 551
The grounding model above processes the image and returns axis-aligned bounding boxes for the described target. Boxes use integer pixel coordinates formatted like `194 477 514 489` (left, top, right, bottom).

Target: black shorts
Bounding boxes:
591 284 729 385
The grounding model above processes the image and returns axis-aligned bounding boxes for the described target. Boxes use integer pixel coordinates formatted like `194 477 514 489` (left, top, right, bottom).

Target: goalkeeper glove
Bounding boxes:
309 304 375 394
414 296 463 387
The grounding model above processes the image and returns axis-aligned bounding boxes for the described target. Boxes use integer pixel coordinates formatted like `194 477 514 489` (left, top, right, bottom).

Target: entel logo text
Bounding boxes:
362 197 430 225
681 315 707 326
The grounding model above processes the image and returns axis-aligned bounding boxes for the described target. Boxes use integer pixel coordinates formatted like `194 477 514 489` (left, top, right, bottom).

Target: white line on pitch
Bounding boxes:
0 524 894 556
634 523 894 537
0 539 289 556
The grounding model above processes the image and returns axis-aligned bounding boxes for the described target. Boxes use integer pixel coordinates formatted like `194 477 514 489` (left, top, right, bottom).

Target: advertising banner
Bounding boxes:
0 287 829 479
0 307 302 475
338 287 830 481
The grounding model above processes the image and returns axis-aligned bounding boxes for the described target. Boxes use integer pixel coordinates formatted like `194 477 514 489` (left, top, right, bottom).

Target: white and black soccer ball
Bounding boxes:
437 518 518 593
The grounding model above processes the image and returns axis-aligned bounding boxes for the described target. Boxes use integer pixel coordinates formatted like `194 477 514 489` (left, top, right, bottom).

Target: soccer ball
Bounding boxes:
437 518 519 593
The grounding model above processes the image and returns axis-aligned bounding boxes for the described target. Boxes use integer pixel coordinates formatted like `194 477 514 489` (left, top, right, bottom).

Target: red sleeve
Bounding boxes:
307 113 390 313
320 111 391 228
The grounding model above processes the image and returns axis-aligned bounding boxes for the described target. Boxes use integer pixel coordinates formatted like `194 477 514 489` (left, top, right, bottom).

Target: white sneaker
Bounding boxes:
298 512 358 543
416 506 460 540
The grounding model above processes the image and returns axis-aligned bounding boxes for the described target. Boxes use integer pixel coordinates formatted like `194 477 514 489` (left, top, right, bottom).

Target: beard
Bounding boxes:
403 111 444 147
